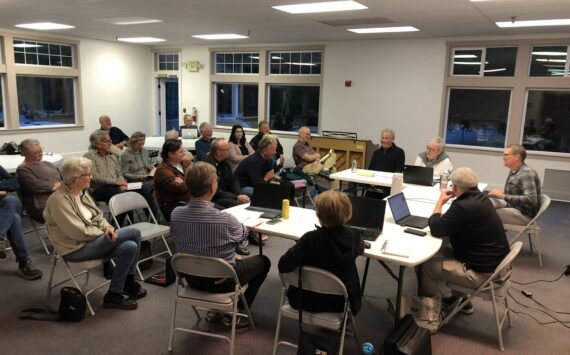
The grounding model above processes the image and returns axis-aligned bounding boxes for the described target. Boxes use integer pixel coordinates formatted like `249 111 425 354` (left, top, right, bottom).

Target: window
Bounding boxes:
268 85 320 132
529 45 569 77
445 88 511 148
215 52 259 74
523 90 570 153
157 53 179 71
215 83 258 128
13 39 73 67
269 51 321 75
0 78 4 128
451 47 517 76
17 76 75 126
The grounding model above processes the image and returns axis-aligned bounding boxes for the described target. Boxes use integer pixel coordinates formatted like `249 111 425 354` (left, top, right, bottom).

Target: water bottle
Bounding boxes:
362 341 375 355
440 170 448 191
351 159 357 173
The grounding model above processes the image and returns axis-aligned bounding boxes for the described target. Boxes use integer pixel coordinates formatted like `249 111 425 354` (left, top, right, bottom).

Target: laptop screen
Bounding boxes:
250 183 291 210
347 196 386 231
181 128 198 139
387 192 411 222
403 165 434 186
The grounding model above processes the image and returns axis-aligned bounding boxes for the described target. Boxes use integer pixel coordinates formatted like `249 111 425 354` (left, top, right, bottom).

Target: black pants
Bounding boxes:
186 255 271 309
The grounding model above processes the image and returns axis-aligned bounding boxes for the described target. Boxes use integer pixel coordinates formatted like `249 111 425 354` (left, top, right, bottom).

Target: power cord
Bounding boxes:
512 286 570 315
511 264 570 285
507 289 570 329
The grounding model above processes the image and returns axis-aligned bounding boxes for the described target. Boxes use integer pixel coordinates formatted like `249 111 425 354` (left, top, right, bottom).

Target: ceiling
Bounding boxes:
1 0 570 46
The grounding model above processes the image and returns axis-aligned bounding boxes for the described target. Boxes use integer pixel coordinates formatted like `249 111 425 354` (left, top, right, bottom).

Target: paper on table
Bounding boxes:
357 170 375 177
223 209 263 226
381 238 412 258
127 182 142 190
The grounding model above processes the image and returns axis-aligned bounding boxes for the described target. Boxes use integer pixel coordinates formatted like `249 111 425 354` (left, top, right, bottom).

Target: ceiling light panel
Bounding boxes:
117 37 165 43
348 26 419 34
273 1 367 14
15 22 74 30
496 19 570 28
192 34 248 40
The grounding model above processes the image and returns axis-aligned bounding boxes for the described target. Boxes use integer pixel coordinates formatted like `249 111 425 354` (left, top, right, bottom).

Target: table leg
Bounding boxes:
361 257 371 295
394 266 405 324
258 232 263 256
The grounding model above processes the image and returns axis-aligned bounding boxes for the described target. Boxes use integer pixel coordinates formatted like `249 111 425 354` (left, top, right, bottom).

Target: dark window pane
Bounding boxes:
38 54 50 66
301 52 311 63
49 44 61 55
215 83 259 128
159 62 167 71
37 44 49 55
312 63 321 75
312 52 322 64
16 76 76 126
282 52 291 63
25 44 38 54
281 62 290 74
14 52 25 64
445 88 510 148
270 63 279 74
234 53 243 64
243 63 252 74
173 63 179 70
291 52 300 63
301 63 311 74
290 62 300 74
523 90 570 153
252 64 259 73
61 45 72 57
216 63 225 73
26 53 38 65
234 63 243 74
530 45 567 77
268 85 320 133
224 53 233 63
225 64 233 73
13 40 24 52
484 47 517 76
452 49 482 75
216 53 225 64
50 55 61 66
61 56 72 67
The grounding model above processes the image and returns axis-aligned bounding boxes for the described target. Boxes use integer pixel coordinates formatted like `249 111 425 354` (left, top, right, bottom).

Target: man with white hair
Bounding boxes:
195 122 214 161
99 115 128 154
420 167 510 317
415 137 453 176
368 128 405 173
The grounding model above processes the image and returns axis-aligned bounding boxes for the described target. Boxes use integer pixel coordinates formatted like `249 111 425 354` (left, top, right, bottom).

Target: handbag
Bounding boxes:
297 267 340 355
382 314 432 355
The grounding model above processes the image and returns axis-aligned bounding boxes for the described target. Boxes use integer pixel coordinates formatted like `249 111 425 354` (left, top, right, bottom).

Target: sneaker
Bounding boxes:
206 311 222 322
17 259 43 280
0 239 6 259
442 296 473 315
103 291 138 310
235 244 250 256
248 233 265 246
222 314 250 329
123 281 148 300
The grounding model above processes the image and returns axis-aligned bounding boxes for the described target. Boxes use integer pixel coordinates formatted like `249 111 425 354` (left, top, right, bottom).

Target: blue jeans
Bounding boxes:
64 227 141 293
241 186 254 197
0 195 29 263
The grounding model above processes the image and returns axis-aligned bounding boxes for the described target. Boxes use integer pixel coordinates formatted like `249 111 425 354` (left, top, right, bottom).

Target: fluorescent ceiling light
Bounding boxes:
273 1 367 14
15 22 74 30
285 62 316 66
192 34 248 40
13 43 42 48
271 56 283 60
113 18 163 25
496 18 570 28
536 58 567 63
532 51 567 56
249 55 260 59
453 61 482 65
454 54 477 58
117 37 165 43
348 26 419 34
481 68 507 73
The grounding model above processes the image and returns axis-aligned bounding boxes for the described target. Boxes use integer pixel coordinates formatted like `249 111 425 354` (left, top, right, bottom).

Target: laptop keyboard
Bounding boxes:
402 216 429 229
361 229 380 241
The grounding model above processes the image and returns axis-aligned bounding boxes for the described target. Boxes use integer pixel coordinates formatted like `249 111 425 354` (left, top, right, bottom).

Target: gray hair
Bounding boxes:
258 120 269 129
258 134 278 152
185 162 217 198
450 167 478 190
210 138 226 153
98 115 110 123
429 137 444 151
89 129 110 149
19 138 40 155
507 144 526 162
381 128 395 139
199 122 211 134
61 157 92 186
164 130 179 140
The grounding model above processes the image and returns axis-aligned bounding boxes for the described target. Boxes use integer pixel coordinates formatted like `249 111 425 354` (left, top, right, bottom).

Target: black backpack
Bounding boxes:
59 287 87 322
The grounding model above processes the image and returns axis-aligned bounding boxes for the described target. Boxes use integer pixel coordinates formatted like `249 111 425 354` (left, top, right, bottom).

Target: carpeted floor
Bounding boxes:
1 201 569 354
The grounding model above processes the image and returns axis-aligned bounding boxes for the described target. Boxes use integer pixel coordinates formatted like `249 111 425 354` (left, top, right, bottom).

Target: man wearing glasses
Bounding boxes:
415 137 453 176
488 144 541 225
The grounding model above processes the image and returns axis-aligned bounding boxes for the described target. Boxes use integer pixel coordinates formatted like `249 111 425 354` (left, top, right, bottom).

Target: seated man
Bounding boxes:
415 137 453 176
195 122 214 161
0 164 43 280
249 120 285 171
235 134 278 197
44 157 145 310
16 138 63 223
99 115 128 155
368 128 405 173
170 162 271 327
420 167 510 320
292 126 339 190
164 129 180 140
488 144 541 225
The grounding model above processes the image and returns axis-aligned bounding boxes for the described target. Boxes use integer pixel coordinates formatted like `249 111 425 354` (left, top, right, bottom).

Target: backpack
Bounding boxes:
279 167 315 186
59 287 87 322
0 142 20 155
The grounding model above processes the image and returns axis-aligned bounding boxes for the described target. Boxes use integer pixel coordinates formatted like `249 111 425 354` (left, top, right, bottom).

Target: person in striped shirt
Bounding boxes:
170 162 271 327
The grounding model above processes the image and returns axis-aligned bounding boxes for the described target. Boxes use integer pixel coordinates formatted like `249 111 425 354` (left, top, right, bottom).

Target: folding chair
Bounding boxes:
439 241 523 352
503 194 551 267
272 266 359 355
23 213 51 255
109 191 172 280
167 253 255 355
45 229 112 316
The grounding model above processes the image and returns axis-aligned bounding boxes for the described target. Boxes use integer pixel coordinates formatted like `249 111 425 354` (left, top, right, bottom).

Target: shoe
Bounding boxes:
17 259 43 280
206 311 222 322
235 244 250 256
123 281 148 300
0 239 6 259
222 314 250 329
103 291 138 310
442 296 474 315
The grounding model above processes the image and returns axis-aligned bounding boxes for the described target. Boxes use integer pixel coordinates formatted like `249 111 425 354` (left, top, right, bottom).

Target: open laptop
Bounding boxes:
181 127 199 139
346 196 386 241
245 183 291 219
403 165 434 186
387 192 429 229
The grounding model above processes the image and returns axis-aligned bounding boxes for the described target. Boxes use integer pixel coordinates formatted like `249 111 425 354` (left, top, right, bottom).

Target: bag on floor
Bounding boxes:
382 314 432 355
138 240 153 271
59 287 87 322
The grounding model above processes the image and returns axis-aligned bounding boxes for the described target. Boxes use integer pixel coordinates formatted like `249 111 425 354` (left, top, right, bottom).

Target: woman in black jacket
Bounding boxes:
278 190 365 314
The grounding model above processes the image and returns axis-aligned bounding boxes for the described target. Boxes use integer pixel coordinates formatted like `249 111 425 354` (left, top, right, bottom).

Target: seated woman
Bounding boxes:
16 138 63 223
120 132 161 219
228 124 254 172
278 190 365 314
153 139 192 222
43 157 145 310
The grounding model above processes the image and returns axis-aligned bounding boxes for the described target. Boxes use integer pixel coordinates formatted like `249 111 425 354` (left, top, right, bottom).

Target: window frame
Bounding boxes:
528 44 570 78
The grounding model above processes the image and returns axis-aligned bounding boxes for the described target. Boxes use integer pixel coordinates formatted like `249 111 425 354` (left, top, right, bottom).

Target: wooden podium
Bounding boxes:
309 136 377 171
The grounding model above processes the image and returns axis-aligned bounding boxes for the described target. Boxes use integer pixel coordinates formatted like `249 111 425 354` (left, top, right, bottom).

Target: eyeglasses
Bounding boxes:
217 148 230 152
80 173 92 177
426 146 439 152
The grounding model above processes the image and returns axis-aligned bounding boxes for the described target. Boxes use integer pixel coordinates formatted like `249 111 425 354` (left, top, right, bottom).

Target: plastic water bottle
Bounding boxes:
440 171 448 191
362 341 375 355
351 159 357 173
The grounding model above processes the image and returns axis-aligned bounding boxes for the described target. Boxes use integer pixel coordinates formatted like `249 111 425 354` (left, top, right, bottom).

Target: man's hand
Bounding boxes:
438 189 455 205
488 189 505 199
105 226 117 241
0 191 6 197
174 177 184 185
52 181 62 191
138 175 146 181
264 170 275 182
237 194 250 204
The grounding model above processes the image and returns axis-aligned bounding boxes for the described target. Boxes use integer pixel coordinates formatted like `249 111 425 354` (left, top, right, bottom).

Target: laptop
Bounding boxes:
245 183 291 219
387 192 429 229
346 196 386 241
403 165 434 186
181 127 199 139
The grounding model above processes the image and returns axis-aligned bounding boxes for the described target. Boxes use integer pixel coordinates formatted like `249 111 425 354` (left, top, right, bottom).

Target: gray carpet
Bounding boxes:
1 201 569 354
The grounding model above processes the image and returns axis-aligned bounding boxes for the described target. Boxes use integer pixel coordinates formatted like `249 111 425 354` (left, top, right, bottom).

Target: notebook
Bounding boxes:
245 183 291 219
387 192 429 229
346 196 386 241
403 165 434 186
181 127 199 139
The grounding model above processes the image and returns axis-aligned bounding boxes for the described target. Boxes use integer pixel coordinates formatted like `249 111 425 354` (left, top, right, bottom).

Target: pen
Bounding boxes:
381 240 388 253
